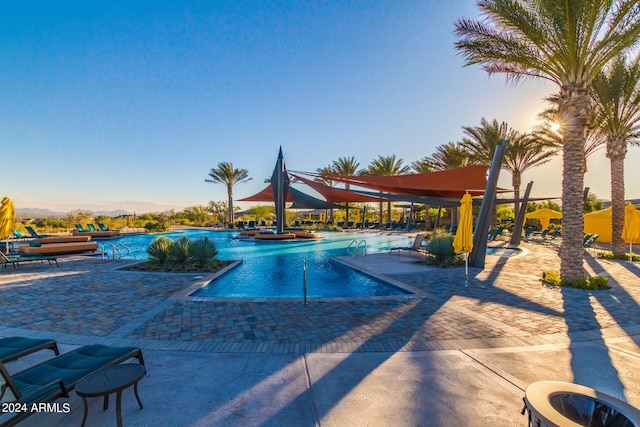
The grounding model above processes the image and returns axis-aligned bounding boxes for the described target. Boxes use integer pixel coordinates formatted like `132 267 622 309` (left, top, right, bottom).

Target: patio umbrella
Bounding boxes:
524 208 562 230
621 204 639 260
0 196 15 253
453 193 474 284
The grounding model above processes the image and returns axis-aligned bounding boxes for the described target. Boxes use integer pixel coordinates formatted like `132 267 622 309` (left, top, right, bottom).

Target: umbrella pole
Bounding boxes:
465 252 468 286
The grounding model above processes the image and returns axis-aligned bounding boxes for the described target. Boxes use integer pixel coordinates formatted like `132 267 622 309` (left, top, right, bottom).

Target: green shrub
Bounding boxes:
146 237 172 267
600 251 640 261
541 270 562 285
189 237 219 268
168 236 191 268
425 234 457 267
542 270 609 290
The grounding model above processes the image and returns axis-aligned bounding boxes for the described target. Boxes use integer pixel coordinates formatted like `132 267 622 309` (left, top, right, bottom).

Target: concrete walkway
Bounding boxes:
1 242 640 426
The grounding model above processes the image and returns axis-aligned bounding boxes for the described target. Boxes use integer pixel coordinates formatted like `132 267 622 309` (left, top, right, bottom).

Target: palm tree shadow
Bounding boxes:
262 263 564 425
560 286 627 399
584 255 640 348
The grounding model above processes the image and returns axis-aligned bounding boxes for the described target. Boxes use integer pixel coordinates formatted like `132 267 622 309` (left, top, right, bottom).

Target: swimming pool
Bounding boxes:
105 230 414 298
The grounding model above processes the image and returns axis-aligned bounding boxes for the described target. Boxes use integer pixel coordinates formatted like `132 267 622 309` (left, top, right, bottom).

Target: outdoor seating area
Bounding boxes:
72 224 120 238
0 338 144 427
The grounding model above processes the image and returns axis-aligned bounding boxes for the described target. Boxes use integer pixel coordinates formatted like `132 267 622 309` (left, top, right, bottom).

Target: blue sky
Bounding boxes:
2 1 637 214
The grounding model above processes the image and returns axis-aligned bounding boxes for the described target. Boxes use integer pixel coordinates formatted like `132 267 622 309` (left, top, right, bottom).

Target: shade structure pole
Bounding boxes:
272 147 286 234
510 181 533 246
469 140 508 268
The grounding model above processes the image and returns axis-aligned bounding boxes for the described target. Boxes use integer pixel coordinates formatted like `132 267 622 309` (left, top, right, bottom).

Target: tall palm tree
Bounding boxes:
591 53 640 256
462 118 558 217
315 165 336 224
460 118 512 163
331 156 360 228
410 158 433 174
455 0 640 280
364 155 411 228
504 133 558 218
205 162 251 227
421 142 472 171
533 96 607 171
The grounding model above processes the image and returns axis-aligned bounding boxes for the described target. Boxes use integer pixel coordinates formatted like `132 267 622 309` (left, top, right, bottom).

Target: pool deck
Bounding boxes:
1 241 640 426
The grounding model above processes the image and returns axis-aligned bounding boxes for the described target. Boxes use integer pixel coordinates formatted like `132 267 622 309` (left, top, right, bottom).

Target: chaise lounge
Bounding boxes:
0 337 60 364
0 343 144 427
0 251 59 268
390 234 426 255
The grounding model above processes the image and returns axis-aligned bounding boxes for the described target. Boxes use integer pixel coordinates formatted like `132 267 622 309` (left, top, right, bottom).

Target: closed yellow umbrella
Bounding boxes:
524 208 562 230
453 194 474 284
621 204 639 260
0 196 15 253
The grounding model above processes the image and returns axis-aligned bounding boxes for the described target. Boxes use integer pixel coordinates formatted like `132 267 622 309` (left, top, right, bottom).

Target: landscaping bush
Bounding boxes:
600 251 640 261
189 237 219 269
169 236 191 268
424 234 459 267
542 270 609 290
146 236 172 267
139 236 223 272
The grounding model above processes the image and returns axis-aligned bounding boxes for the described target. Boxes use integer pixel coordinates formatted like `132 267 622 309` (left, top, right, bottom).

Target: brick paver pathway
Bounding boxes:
1 242 639 353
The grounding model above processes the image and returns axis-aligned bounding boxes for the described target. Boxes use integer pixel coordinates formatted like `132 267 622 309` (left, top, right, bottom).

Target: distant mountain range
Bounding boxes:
15 208 132 218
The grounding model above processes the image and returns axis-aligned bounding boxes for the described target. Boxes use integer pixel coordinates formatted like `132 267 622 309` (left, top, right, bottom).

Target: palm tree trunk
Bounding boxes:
228 188 234 227
512 170 521 220
424 205 431 229
558 91 588 280
608 138 627 257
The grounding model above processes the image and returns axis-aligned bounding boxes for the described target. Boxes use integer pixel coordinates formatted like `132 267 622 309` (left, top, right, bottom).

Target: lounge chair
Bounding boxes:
11 229 29 240
0 337 60 364
0 344 144 427
0 251 59 268
97 222 110 231
523 226 534 240
583 234 599 251
75 224 89 232
87 223 98 231
547 229 561 239
24 226 49 238
390 234 425 255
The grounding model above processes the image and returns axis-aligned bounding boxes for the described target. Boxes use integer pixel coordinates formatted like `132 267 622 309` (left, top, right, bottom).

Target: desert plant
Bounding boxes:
542 270 609 290
146 236 173 267
425 234 457 267
168 236 191 268
189 237 219 268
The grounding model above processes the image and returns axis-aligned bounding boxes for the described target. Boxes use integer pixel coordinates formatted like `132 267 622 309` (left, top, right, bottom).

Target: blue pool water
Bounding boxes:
104 230 414 298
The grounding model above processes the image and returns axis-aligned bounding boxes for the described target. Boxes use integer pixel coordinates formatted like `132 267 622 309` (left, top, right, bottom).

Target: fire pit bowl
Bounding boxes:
522 381 640 427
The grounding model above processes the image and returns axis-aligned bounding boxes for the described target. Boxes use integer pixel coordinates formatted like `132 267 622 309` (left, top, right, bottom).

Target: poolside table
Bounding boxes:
76 363 146 427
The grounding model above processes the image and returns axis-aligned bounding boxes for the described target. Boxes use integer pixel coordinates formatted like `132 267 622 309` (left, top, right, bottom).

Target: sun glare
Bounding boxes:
550 122 561 135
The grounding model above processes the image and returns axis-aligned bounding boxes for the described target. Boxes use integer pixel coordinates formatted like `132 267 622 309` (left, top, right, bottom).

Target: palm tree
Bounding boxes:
421 142 472 171
411 158 433 174
331 156 360 228
591 53 640 256
455 0 640 280
533 96 607 171
462 118 558 217
315 165 336 224
504 133 558 218
460 118 512 161
364 155 411 228
205 162 251 227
